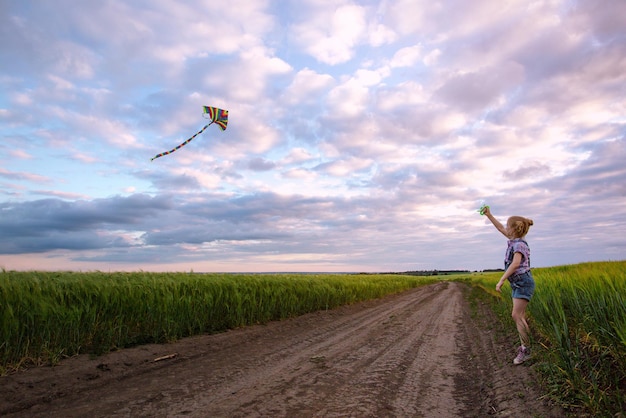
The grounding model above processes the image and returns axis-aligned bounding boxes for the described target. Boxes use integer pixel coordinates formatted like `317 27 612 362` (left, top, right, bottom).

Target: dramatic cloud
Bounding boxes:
0 0 624 272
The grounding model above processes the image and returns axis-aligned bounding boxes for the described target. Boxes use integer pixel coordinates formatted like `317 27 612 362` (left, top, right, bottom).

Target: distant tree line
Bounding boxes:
400 270 471 276
359 269 505 276
400 269 505 276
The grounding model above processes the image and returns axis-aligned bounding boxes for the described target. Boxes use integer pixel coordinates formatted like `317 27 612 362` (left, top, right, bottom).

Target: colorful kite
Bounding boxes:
151 106 228 161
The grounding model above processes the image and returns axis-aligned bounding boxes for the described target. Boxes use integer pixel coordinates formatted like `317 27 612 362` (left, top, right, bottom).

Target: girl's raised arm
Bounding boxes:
483 207 509 238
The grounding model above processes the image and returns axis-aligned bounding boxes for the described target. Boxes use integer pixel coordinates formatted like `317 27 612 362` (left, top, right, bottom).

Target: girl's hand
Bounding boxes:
483 205 491 217
495 281 503 292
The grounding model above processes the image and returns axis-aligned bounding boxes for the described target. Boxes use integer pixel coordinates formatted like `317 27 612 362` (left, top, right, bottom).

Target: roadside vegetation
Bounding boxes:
1 260 624 415
468 261 626 417
0 271 437 372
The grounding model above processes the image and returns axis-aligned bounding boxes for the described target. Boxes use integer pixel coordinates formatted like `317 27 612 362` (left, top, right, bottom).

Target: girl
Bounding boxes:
483 206 535 365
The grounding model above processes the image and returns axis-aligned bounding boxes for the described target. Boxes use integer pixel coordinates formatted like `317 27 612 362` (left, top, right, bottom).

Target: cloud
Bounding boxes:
291 2 368 65
248 157 277 172
434 61 525 112
0 0 624 272
314 156 374 177
282 68 336 105
203 46 293 102
0 194 171 253
0 168 52 184
390 45 422 68
30 190 92 200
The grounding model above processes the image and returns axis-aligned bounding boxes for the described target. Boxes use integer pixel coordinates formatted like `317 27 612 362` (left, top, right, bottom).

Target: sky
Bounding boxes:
1 0 625 273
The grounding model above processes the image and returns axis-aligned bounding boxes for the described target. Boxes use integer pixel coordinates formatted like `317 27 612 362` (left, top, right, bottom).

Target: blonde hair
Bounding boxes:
507 216 534 238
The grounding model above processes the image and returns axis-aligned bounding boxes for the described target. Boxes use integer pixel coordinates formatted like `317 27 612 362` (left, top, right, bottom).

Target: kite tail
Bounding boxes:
151 122 213 161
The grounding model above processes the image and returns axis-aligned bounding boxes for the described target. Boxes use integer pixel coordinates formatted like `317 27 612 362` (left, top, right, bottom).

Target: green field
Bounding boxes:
1 260 624 415
0 271 439 371
468 261 626 416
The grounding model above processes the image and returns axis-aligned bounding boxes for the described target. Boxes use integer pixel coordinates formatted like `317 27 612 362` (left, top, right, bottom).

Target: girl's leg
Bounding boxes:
511 297 530 346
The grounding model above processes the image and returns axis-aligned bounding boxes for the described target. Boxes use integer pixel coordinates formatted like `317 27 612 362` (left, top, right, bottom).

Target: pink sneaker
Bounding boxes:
513 346 531 365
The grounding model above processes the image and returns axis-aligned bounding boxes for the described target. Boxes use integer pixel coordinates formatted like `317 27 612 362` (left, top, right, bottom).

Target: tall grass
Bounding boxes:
531 262 626 416
0 271 437 374
469 261 626 416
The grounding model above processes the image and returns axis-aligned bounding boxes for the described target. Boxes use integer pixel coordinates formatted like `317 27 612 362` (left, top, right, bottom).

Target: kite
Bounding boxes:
151 106 228 161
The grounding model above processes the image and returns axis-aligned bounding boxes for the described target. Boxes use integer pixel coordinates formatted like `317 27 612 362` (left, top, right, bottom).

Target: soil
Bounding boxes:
0 282 565 417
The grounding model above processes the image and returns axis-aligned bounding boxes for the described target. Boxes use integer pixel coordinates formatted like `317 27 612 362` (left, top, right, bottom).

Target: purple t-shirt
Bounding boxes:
504 238 531 276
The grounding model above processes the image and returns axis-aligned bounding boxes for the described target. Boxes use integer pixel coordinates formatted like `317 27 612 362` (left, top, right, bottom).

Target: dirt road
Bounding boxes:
1 282 563 417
